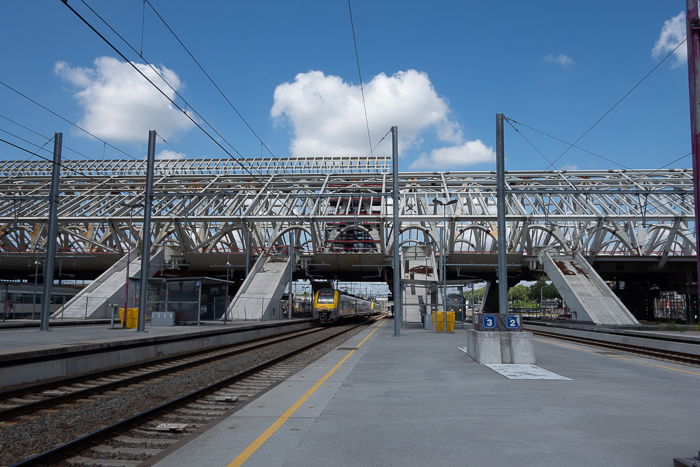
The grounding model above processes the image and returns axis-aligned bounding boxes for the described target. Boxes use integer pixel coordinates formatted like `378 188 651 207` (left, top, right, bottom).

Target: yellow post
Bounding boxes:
447 311 455 332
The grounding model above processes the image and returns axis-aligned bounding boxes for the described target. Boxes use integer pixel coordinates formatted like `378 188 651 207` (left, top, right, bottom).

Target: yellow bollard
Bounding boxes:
119 307 139 329
435 311 444 332
446 311 455 332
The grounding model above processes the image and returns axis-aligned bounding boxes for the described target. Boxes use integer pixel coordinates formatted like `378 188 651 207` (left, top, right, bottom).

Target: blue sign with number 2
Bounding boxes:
506 315 521 329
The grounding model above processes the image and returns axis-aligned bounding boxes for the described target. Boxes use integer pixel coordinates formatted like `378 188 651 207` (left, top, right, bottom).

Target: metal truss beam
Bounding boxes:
0 158 693 259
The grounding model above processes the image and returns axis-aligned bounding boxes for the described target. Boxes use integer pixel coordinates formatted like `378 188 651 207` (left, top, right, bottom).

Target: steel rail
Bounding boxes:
11 317 384 467
531 328 700 365
0 326 323 420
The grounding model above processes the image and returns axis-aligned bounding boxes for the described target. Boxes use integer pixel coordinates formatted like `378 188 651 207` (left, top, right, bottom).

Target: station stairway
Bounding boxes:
226 255 295 321
402 246 437 323
540 250 640 326
52 249 164 319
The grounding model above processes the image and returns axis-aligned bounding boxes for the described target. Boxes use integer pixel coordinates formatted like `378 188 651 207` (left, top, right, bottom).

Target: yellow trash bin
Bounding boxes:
432 311 445 332
446 311 455 332
119 307 139 329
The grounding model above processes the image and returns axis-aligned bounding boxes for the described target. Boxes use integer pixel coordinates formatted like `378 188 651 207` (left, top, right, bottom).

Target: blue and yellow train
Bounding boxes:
313 287 382 323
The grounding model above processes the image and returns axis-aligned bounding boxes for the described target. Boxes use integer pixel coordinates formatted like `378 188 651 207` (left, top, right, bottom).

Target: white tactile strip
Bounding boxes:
484 364 572 380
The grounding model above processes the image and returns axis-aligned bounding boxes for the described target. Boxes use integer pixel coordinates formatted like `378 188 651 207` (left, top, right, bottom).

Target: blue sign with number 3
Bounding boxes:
482 314 496 329
505 315 521 329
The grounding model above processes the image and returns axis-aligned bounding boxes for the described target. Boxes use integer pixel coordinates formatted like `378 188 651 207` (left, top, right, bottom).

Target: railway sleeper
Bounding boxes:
87 446 162 459
66 456 142 467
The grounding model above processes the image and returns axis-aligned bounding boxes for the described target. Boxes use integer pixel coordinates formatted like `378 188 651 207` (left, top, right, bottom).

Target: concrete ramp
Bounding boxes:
402 246 436 323
226 255 294 320
53 249 164 319
541 251 639 326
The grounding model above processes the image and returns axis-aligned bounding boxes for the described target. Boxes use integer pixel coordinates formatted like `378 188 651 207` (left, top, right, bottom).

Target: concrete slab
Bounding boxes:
485 363 571 380
154 321 700 467
0 319 313 388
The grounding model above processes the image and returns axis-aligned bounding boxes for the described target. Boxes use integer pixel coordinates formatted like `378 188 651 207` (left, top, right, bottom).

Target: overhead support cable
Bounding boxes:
543 38 688 170
0 133 111 185
507 117 690 176
0 113 94 161
505 118 562 170
60 0 275 189
143 0 276 156
0 80 138 160
77 0 245 161
506 117 630 170
347 0 374 157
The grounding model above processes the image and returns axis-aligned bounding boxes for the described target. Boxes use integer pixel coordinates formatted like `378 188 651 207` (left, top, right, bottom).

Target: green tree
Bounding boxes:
508 284 530 302
528 279 560 302
463 287 485 304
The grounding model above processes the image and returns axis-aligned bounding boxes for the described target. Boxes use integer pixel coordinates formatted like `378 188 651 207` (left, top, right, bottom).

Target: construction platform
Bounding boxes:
0 319 313 388
151 320 700 467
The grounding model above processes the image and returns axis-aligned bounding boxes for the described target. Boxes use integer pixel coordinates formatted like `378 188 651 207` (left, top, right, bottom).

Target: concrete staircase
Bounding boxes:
53 249 164 319
226 255 295 320
541 250 639 326
402 246 436 323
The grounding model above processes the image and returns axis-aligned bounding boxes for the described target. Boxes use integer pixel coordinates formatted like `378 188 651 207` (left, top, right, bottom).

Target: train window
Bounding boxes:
317 290 335 303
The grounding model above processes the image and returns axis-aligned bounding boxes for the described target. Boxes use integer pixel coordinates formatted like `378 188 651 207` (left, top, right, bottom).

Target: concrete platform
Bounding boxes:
153 320 700 467
0 319 313 388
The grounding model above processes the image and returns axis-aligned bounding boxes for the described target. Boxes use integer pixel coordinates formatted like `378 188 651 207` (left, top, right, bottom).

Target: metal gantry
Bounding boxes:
0 157 694 264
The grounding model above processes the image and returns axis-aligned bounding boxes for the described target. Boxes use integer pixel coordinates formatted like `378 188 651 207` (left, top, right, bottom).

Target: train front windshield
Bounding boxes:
317 290 335 304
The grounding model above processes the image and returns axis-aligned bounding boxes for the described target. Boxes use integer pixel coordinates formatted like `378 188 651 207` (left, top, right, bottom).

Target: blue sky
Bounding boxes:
0 0 692 171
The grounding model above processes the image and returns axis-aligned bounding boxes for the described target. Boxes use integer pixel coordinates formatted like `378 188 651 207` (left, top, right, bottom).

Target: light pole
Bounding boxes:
540 284 544 314
432 198 457 332
32 257 40 320
121 201 143 319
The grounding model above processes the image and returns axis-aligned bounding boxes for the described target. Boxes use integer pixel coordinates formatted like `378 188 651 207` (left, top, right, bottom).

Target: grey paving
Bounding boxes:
155 321 700 467
0 320 290 356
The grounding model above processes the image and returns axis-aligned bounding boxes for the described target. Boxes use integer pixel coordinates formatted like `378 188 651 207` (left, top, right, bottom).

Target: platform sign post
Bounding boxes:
391 126 402 336
496 114 508 314
40 133 62 331
137 130 156 332
686 0 700 309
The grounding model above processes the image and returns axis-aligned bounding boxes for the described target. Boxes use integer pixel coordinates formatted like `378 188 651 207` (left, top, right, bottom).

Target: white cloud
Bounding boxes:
410 140 495 170
652 11 687 67
560 164 579 170
271 69 469 156
544 54 574 67
55 56 194 144
155 150 186 160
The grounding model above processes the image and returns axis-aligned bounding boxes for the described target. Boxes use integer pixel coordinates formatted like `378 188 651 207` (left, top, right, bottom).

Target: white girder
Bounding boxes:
0 158 693 258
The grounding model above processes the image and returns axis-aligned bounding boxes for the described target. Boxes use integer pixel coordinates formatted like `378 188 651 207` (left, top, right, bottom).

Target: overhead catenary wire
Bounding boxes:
0 80 138 160
61 2 270 184
77 0 245 161
544 38 688 170
507 117 688 175
366 128 391 159
143 0 276 157
347 0 374 158
61 0 308 223
506 117 630 170
505 118 564 170
0 113 96 161
0 135 108 186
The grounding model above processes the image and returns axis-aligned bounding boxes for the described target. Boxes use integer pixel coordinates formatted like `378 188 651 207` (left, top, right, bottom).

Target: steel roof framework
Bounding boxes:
0 158 693 261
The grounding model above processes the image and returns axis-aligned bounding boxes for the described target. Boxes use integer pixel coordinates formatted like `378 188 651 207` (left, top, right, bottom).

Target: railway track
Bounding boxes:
4 318 381 466
0 326 321 420
531 328 700 366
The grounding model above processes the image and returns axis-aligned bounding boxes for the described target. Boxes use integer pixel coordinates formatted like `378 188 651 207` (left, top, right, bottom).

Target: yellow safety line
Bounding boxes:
228 319 386 467
646 362 700 376
536 336 700 376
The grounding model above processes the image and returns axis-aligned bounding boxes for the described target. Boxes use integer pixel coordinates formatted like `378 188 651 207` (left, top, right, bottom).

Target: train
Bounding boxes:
1 283 81 319
313 287 383 323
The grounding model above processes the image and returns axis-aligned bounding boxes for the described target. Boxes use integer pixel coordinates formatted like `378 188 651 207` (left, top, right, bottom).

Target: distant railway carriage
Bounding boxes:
313 287 382 323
